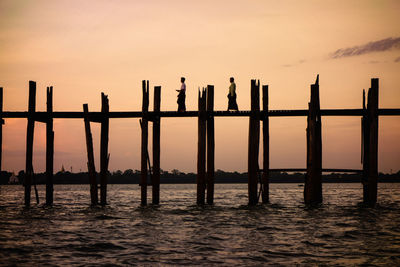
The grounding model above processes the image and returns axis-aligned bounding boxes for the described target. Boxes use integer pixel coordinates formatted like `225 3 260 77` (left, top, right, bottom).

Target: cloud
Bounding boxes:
395 56 400 63
331 37 400 58
281 59 306 68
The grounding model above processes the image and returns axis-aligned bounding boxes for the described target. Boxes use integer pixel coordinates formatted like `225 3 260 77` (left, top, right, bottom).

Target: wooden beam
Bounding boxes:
83 104 98 205
248 80 260 205
304 75 322 205
261 84 269 203
363 78 379 204
141 80 149 206
206 85 215 205
268 168 362 173
46 86 54 205
152 86 161 205
100 93 109 206
3 108 400 119
197 88 207 205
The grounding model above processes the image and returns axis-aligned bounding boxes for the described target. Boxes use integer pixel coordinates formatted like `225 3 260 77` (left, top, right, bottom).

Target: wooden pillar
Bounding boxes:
25 81 36 207
0 87 3 175
363 78 379 204
261 85 269 203
46 86 54 205
141 80 149 206
100 93 109 206
83 104 98 205
362 89 368 201
248 79 260 205
197 88 207 205
206 85 215 205
152 86 161 205
304 75 322 205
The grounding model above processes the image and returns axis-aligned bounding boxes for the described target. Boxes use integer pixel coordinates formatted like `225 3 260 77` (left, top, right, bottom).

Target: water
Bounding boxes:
1 183 400 266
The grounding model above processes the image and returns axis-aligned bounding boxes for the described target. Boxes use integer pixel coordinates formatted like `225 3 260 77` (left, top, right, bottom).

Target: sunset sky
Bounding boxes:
1 0 399 174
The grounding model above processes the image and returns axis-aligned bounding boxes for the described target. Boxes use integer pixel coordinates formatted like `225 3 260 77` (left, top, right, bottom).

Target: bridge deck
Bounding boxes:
1 108 400 119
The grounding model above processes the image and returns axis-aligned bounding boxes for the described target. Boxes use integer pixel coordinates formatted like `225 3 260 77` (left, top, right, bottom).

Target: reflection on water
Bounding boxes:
0 183 400 265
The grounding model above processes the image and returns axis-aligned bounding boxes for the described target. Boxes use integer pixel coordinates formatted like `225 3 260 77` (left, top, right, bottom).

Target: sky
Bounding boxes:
0 0 399 174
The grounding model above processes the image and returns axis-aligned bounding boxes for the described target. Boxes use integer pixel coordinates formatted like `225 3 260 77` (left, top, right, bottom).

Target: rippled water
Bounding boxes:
1 183 400 266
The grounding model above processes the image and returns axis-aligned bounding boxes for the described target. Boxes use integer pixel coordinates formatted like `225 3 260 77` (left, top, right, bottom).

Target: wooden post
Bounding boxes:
304 75 322 205
248 79 260 205
197 88 207 205
25 81 36 207
100 93 109 206
363 78 379 204
0 87 3 175
261 84 269 203
206 85 215 205
152 86 161 205
362 89 369 201
83 104 98 205
141 80 149 206
46 86 54 205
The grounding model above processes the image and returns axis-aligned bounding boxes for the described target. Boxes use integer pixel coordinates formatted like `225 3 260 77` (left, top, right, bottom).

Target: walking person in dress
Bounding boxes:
176 77 186 112
227 77 238 111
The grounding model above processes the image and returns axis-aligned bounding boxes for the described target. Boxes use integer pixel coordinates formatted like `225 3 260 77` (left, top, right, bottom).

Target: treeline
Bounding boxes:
1 169 400 185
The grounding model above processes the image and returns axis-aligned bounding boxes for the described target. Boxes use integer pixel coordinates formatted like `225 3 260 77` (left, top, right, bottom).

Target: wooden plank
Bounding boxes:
206 85 215 205
100 93 109 206
141 80 149 206
364 78 379 204
152 86 161 205
248 80 260 205
197 88 206 205
83 104 98 205
268 168 363 173
46 86 54 205
304 75 322 205
261 84 269 203
25 81 36 207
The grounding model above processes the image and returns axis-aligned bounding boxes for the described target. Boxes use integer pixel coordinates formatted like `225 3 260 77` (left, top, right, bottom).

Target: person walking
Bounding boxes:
176 77 186 112
227 77 238 111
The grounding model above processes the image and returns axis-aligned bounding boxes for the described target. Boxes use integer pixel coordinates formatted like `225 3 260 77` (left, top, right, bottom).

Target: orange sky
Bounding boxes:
1 0 399 173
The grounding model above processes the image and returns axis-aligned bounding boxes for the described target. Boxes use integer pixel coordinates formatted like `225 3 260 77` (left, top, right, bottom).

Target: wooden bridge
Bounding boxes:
1 76 399 207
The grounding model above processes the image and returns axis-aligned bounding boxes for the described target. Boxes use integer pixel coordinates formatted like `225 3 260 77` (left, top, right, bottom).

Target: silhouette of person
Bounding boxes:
176 77 186 112
227 77 238 111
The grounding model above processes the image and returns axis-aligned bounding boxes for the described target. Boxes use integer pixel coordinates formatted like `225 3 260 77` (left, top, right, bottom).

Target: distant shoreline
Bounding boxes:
1 170 399 185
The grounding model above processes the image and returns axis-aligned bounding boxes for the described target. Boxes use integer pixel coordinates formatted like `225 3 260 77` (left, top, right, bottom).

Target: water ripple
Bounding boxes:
0 183 400 266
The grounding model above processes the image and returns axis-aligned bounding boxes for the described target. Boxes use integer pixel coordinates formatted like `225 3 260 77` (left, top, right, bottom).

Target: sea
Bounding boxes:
0 183 399 266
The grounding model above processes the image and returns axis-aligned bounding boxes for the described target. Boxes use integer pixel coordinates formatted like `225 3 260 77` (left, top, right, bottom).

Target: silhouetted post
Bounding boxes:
206 85 215 205
361 89 369 201
100 93 109 206
304 75 322 205
197 88 207 205
248 80 260 205
0 87 3 174
152 86 161 205
141 80 149 206
46 86 54 205
261 84 269 203
25 81 36 207
83 104 98 205
363 78 379 204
